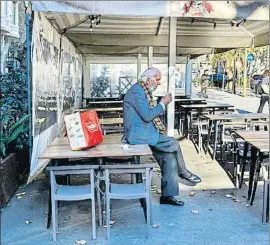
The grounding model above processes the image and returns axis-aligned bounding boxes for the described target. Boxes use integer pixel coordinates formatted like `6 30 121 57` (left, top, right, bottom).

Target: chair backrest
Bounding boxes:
230 132 242 147
46 165 99 194
100 164 154 174
101 164 155 199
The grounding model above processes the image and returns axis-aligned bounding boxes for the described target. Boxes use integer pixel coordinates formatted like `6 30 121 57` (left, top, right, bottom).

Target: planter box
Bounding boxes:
0 153 18 207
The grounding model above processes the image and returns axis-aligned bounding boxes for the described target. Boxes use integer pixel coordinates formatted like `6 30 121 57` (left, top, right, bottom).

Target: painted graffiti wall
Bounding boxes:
30 12 82 179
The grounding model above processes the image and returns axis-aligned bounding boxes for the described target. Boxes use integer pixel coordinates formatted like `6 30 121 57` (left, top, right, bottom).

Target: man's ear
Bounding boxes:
145 78 151 86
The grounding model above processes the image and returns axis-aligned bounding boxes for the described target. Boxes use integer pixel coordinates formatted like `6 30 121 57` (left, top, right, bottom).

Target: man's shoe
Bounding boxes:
160 196 184 206
179 173 202 184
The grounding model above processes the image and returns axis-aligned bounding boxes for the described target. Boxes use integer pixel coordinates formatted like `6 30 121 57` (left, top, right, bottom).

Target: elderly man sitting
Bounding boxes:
122 67 201 206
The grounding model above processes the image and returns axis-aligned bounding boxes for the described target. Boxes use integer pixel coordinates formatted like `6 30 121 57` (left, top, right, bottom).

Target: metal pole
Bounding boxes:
148 46 153 67
222 62 226 92
137 53 142 79
185 58 193 98
243 49 248 96
25 7 32 161
167 17 177 137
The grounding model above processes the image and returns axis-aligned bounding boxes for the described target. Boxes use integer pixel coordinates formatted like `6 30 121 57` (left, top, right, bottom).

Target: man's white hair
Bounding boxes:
140 67 161 82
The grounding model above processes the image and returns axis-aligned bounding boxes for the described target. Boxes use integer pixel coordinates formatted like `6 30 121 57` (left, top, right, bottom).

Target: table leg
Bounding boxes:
262 179 269 223
212 121 219 160
94 158 105 226
96 170 102 226
219 123 223 164
184 109 189 138
47 159 59 229
206 120 213 155
248 147 258 200
134 156 147 221
239 142 249 188
177 103 181 135
47 185 52 229
134 156 142 183
250 153 261 205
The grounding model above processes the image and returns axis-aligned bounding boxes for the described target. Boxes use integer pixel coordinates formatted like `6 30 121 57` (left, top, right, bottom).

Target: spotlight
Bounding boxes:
91 16 95 24
231 21 234 30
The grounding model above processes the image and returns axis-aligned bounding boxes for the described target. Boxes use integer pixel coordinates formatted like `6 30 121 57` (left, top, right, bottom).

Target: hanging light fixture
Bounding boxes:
231 21 234 30
91 16 95 24
89 15 101 32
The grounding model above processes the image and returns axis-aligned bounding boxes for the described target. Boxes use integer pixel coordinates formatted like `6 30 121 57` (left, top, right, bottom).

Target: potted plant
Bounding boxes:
0 106 29 207
0 105 29 207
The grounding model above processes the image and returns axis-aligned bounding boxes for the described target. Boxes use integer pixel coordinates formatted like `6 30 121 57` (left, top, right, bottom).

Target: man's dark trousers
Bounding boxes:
257 95 269 113
150 134 188 197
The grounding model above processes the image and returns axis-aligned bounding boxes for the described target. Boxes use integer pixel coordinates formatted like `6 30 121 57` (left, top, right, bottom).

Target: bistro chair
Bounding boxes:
230 132 252 187
192 116 209 154
100 164 154 239
249 151 269 206
47 165 99 242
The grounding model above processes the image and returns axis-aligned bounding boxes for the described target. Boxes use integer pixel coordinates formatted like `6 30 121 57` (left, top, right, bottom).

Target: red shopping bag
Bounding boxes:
64 110 103 150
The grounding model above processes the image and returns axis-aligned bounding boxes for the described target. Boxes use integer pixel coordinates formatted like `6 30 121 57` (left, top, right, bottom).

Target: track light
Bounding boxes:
231 21 234 30
236 19 247 27
89 15 101 32
91 16 95 24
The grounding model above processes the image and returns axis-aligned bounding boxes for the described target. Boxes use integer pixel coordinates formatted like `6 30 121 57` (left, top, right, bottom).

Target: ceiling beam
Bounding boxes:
156 17 163 36
75 45 214 55
66 33 253 48
60 15 91 34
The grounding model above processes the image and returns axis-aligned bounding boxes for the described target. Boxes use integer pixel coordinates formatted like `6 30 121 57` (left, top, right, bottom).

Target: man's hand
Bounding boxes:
160 93 172 106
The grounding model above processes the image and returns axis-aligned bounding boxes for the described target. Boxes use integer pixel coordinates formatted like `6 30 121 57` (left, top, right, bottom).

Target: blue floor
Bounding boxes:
1 177 268 245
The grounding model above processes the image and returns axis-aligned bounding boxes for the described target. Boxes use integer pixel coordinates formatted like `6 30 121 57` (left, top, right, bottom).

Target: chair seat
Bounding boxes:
55 184 92 200
110 183 145 199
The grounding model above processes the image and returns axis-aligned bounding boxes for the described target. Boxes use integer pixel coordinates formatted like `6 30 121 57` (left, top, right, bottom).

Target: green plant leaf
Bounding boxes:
9 114 29 133
6 124 25 146
0 109 16 124
0 141 6 157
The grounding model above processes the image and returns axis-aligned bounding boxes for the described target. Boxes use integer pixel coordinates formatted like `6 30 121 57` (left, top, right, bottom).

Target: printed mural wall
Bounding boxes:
30 12 83 178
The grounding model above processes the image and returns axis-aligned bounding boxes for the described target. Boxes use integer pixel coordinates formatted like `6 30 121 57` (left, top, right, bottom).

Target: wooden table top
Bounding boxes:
154 93 184 98
248 140 269 152
84 97 120 100
39 136 152 160
204 113 269 121
75 107 123 112
234 131 269 141
175 98 206 102
87 101 123 105
180 103 234 109
28 135 136 183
